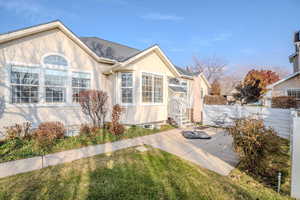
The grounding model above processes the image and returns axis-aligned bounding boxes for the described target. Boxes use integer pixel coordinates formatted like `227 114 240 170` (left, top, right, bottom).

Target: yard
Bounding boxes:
0 146 292 200
0 125 174 163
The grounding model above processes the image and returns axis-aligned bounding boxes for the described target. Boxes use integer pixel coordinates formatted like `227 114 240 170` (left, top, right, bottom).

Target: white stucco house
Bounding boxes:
0 20 210 132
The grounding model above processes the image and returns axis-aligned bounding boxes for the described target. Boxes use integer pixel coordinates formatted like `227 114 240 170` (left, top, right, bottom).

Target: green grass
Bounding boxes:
0 125 174 163
0 146 292 200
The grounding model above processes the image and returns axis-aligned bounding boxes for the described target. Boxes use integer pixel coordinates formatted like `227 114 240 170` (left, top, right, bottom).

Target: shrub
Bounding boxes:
79 124 91 136
37 122 65 139
79 90 108 127
271 96 297 109
109 104 125 135
204 95 227 105
4 122 32 140
33 122 65 150
103 122 112 130
228 118 281 176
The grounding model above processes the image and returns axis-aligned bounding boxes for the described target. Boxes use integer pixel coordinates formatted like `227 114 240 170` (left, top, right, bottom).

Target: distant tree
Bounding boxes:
210 80 221 95
233 69 280 104
188 55 227 82
244 70 280 95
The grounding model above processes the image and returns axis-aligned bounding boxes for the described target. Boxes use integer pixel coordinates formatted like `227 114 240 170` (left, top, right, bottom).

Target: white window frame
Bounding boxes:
72 71 91 103
286 88 300 100
120 72 134 106
140 71 165 105
5 54 93 107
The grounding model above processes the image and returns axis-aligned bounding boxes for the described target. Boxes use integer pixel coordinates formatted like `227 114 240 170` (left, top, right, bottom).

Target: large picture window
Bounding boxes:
10 66 40 104
45 69 67 103
121 72 133 104
142 73 163 103
9 55 93 105
72 72 91 102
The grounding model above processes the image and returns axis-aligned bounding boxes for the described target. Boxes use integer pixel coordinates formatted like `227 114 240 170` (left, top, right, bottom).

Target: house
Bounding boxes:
264 31 300 107
0 20 210 132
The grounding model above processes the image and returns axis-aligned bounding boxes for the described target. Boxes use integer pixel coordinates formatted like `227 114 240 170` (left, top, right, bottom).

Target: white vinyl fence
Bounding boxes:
203 105 293 139
291 112 300 199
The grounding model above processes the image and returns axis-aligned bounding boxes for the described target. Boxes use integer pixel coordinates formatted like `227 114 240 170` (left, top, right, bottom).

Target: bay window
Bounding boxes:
45 69 67 103
10 66 40 104
142 73 163 103
121 72 133 104
72 72 91 102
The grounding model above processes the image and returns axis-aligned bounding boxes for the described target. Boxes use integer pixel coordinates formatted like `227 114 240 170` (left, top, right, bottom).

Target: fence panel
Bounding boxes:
203 105 292 139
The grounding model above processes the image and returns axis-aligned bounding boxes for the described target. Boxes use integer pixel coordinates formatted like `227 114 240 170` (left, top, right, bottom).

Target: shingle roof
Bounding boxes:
80 37 193 77
80 37 141 62
174 66 194 77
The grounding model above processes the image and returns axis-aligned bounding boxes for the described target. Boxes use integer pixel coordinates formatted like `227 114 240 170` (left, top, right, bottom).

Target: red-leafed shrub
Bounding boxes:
204 95 227 105
33 122 65 149
4 122 32 140
37 122 65 139
79 124 101 136
271 96 297 109
109 104 125 135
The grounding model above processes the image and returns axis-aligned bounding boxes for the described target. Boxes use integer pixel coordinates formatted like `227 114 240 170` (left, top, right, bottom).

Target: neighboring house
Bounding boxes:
264 31 300 107
0 20 210 132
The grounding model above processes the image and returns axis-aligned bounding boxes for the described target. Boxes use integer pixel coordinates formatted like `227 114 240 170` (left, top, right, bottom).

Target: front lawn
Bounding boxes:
0 125 174 163
0 146 292 200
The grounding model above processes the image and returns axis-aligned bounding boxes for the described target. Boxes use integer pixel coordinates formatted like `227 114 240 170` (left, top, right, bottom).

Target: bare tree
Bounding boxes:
79 90 108 127
189 55 227 82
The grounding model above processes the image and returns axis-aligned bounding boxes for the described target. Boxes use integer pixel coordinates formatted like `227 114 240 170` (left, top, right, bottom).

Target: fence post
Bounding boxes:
291 113 300 199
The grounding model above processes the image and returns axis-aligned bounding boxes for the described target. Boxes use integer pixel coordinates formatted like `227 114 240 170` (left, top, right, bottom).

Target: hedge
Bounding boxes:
271 96 297 109
204 95 227 105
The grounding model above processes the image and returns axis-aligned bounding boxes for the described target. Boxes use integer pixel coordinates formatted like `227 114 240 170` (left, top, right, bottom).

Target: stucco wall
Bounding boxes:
272 75 300 96
192 76 209 122
0 28 113 129
117 51 178 125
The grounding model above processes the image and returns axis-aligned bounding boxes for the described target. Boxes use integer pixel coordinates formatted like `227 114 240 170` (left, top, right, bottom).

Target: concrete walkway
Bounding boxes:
0 128 239 178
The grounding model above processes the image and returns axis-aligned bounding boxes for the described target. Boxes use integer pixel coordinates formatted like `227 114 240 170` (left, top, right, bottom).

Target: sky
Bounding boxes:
0 0 299 74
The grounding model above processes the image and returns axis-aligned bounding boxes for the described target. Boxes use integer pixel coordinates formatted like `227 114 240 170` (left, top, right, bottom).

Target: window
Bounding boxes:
72 72 91 102
45 69 67 103
10 66 40 104
44 55 68 66
142 73 163 103
154 75 163 103
287 89 300 100
121 72 133 104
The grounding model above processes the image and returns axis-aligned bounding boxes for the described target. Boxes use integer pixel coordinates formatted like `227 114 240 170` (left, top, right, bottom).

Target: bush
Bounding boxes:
79 124 101 136
204 95 227 105
109 104 125 135
33 122 65 149
4 122 32 140
271 96 297 109
228 118 281 176
79 124 91 136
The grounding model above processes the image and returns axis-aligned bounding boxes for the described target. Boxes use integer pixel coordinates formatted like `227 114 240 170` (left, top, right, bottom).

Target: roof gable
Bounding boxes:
0 21 115 64
267 71 300 89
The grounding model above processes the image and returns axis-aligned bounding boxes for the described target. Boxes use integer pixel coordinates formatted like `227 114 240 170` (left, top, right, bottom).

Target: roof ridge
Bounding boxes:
0 20 61 36
80 36 141 52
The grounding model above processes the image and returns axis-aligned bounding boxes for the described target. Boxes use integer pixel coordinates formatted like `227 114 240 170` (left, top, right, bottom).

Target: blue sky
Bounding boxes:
0 0 299 73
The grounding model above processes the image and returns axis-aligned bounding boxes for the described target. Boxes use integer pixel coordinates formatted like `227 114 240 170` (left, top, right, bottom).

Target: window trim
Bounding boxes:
5 58 93 107
72 71 91 103
119 72 135 106
140 71 165 106
286 88 300 100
